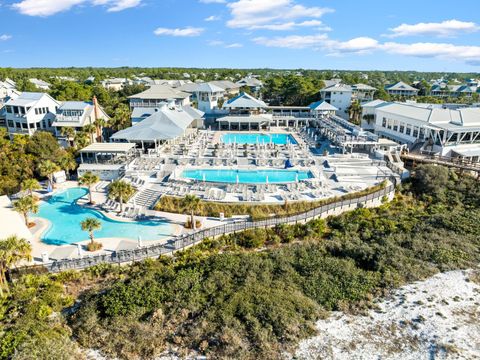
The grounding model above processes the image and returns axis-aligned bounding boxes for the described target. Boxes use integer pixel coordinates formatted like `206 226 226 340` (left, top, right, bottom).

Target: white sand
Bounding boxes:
294 269 480 360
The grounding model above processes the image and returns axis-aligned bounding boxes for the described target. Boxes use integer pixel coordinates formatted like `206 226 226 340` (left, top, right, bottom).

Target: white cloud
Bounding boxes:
0 34 12 41
154 27 204 37
208 40 244 48
226 42 243 48
248 19 327 31
227 0 333 30
12 0 141 16
382 41 480 64
386 19 480 38
205 15 220 21
253 34 329 49
199 0 226 3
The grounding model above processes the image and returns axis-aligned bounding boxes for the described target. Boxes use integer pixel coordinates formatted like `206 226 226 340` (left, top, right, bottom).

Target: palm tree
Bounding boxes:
181 194 200 230
111 104 131 131
60 126 75 147
80 217 102 245
78 172 100 204
13 196 39 227
0 236 32 296
74 131 91 149
83 124 97 144
94 117 107 143
38 160 60 190
21 178 41 199
58 152 77 179
108 180 135 213
348 100 362 125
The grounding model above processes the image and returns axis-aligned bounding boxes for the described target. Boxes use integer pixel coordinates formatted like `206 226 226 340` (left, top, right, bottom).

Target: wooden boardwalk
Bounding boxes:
401 153 480 175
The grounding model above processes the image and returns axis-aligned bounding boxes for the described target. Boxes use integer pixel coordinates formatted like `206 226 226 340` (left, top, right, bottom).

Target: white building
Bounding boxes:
217 92 271 130
372 102 480 161
385 81 419 97
352 83 376 102
29 78 51 91
320 83 353 120
195 82 226 114
52 100 110 143
236 76 263 94
4 92 60 136
101 78 132 91
128 85 191 109
361 99 388 131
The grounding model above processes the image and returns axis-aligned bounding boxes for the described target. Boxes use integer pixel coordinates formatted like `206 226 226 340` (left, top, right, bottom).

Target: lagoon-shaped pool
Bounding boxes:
35 188 173 245
181 169 313 184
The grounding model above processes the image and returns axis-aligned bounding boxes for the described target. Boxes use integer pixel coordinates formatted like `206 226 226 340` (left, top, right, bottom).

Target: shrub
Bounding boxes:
87 241 103 252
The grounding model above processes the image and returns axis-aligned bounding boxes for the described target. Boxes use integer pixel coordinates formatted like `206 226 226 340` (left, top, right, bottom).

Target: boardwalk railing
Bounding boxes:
36 181 395 273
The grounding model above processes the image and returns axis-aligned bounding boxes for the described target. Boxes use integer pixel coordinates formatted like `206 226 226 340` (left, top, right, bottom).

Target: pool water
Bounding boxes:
182 169 313 184
221 133 297 145
34 188 173 245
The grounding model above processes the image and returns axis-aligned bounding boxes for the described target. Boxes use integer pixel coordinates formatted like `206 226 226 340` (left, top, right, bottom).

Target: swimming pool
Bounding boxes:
181 169 313 184
34 188 173 245
221 133 297 145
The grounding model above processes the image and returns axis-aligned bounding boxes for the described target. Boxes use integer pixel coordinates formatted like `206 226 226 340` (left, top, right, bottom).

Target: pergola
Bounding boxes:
79 143 137 164
216 115 273 131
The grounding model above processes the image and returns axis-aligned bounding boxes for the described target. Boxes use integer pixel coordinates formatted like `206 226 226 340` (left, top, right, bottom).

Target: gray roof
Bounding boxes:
131 107 159 119
223 92 267 109
210 80 240 90
195 82 225 93
79 142 136 154
128 85 190 100
377 103 480 130
236 77 263 87
177 82 201 93
111 106 201 142
361 99 388 108
352 83 376 91
29 78 50 87
385 81 418 92
321 83 353 92
5 92 58 107
58 101 91 111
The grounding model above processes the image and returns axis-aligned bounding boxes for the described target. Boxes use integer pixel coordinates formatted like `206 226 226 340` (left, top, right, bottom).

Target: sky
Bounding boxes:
0 0 479 72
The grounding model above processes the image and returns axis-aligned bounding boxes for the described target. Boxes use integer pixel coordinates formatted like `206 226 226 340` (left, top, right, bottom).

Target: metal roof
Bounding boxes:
79 143 136 153
128 85 190 100
309 100 338 111
223 92 267 109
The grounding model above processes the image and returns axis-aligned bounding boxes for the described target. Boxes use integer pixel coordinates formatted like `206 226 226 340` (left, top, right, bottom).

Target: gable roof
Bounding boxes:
5 92 59 107
352 83 376 91
210 80 240 90
385 81 418 92
128 85 190 100
320 83 353 92
308 100 338 111
361 99 388 108
236 77 263 87
223 92 267 109
195 82 225 93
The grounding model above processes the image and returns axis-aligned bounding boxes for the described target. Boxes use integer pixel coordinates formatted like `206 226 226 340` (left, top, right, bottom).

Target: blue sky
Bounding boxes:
0 0 479 71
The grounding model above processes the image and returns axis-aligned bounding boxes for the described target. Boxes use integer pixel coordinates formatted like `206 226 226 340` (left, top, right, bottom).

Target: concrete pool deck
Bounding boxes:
28 181 224 264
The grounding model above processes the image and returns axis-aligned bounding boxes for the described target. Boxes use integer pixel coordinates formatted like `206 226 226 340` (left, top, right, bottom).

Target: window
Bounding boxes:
399 123 405 133
6 106 12 113
7 120 14 127
393 120 398 132
382 117 387 128
406 125 411 136
413 127 419 138
35 108 38 115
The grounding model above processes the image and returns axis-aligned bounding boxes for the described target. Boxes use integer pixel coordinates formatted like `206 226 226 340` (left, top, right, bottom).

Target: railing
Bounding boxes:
401 153 480 172
30 181 395 273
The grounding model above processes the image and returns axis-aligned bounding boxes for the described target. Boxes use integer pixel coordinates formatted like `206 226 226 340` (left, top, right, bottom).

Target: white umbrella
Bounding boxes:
137 235 143 248
203 173 206 182
266 175 269 185
295 173 299 183
77 243 83 257
236 173 240 184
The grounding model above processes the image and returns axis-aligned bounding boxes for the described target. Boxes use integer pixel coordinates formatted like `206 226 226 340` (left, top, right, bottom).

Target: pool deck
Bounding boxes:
28 181 224 264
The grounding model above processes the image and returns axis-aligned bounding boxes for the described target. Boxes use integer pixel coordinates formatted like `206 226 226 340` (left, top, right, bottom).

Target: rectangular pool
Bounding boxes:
181 169 313 184
221 133 297 145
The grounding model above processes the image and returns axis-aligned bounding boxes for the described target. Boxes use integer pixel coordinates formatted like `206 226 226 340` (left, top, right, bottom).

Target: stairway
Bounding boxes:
130 188 162 209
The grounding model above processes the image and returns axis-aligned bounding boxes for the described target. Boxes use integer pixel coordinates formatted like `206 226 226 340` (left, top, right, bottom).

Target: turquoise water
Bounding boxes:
221 133 297 145
35 188 173 245
182 169 313 184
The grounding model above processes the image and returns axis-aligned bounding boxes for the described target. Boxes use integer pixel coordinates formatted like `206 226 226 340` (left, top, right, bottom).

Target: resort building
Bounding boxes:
128 85 191 108
29 78 51 91
370 102 480 161
217 92 271 130
236 76 263 94
195 82 226 114
352 84 376 102
52 99 110 144
210 80 241 97
309 100 339 119
360 99 388 131
320 83 353 120
111 101 204 150
4 92 60 136
101 78 132 91
385 81 419 97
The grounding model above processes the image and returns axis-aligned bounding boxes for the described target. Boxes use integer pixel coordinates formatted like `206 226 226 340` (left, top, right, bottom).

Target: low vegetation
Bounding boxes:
1 165 479 359
156 180 388 220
